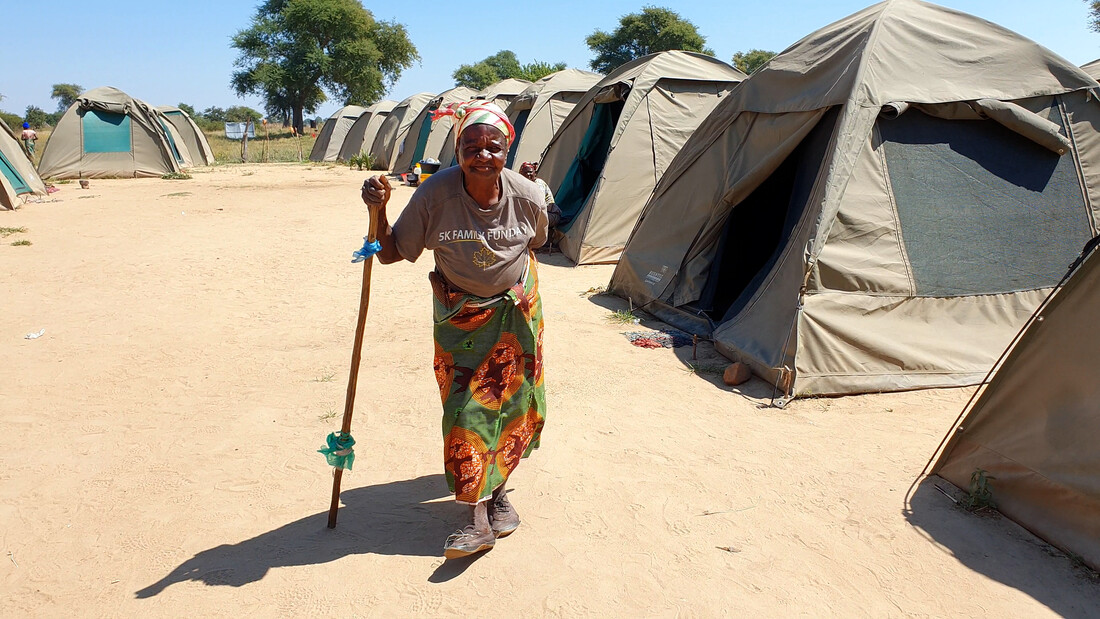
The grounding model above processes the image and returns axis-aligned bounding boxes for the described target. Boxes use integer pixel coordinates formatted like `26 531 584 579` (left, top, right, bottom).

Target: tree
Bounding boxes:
231 0 418 134
51 83 83 112
453 50 567 89
177 103 197 117
24 106 49 128
202 106 228 122
586 7 713 74
517 61 568 83
1090 1 1100 32
226 106 264 122
453 62 502 90
731 49 776 75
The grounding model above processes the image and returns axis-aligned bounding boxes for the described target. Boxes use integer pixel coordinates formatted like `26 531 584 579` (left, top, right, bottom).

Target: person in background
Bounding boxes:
21 122 38 158
519 161 562 228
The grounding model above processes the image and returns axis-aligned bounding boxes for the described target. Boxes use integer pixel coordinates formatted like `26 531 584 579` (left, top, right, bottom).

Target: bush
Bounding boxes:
0 110 22 129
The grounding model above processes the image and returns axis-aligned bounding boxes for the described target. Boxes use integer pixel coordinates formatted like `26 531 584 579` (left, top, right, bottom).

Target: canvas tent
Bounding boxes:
931 237 1100 571
438 79 533 166
538 51 746 265
38 86 187 179
156 105 215 166
336 100 396 163
309 105 367 162
391 86 477 173
1082 59 1100 79
505 69 603 170
476 78 532 107
0 118 47 210
609 0 1100 399
369 92 435 172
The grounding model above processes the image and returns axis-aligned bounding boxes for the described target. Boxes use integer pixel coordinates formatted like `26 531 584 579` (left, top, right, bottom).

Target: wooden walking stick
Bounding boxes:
325 176 389 529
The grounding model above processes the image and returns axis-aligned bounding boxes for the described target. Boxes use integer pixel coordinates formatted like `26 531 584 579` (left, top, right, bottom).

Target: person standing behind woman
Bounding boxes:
361 101 548 559
519 161 562 228
20 122 38 159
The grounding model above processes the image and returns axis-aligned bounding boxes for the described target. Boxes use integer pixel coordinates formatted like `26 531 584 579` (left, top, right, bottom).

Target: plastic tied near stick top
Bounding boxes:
319 432 356 470
352 237 382 263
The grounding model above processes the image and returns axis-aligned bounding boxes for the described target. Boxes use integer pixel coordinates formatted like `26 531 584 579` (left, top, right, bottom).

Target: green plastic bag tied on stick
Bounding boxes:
319 432 356 470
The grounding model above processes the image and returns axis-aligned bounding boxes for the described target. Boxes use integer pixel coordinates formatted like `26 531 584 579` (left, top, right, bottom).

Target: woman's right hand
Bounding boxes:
361 175 391 209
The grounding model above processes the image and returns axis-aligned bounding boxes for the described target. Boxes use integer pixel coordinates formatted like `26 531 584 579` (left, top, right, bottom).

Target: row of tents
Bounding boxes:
307 0 1100 572
1 86 217 210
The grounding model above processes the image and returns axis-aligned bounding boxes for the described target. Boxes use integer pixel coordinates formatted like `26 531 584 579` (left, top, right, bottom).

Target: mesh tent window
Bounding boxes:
159 120 185 165
879 105 1091 296
0 151 29 194
82 110 131 153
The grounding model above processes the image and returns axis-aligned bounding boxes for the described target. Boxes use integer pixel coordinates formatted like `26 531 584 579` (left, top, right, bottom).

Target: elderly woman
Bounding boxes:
361 101 548 559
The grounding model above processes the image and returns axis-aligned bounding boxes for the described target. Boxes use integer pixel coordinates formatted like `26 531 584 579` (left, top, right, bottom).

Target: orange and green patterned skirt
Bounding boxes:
431 255 546 504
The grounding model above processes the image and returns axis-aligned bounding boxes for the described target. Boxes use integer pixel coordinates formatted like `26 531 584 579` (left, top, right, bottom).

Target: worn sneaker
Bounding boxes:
489 493 521 538
443 525 495 559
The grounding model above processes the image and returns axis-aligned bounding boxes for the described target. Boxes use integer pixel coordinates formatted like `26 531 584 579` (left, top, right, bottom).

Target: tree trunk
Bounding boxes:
292 105 305 135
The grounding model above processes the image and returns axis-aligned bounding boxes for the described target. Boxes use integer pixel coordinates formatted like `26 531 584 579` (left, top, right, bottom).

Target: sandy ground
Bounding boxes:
2 164 1098 617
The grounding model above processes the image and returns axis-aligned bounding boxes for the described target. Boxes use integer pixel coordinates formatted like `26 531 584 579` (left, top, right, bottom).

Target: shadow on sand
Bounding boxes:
136 474 481 597
905 479 1100 616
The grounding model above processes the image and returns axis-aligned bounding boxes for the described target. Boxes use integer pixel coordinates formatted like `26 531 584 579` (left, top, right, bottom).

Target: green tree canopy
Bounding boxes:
226 106 265 122
24 106 50 128
51 83 83 112
177 103 197 117
202 106 228 122
1090 1 1100 32
231 0 418 133
585 6 713 74
731 49 776 75
453 50 566 89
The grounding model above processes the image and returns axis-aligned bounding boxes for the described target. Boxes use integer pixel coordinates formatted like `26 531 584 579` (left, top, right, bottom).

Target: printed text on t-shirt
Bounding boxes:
438 225 528 243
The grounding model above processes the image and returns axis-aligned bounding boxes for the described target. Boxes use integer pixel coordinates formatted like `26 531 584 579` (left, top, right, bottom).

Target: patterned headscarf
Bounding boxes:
432 100 515 145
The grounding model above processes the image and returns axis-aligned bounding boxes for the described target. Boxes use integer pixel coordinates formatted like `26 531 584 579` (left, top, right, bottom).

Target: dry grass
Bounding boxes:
202 126 319 164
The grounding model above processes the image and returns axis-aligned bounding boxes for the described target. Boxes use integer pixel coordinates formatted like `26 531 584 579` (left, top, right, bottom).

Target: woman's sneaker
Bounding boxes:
443 525 495 559
489 494 521 537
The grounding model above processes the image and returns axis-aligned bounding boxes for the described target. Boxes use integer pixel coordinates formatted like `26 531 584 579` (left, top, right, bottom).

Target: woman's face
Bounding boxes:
457 124 507 182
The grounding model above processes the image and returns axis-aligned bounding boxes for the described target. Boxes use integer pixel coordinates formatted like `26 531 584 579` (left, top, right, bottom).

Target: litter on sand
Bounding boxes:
623 329 693 349
25 329 45 340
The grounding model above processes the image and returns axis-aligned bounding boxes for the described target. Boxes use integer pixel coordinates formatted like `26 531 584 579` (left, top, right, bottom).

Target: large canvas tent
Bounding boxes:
156 105 215 166
505 69 603 170
538 51 746 265
609 0 1100 399
369 92 435 171
336 100 396 163
391 87 477 173
931 238 1100 571
309 105 366 162
38 86 187 179
0 118 47 210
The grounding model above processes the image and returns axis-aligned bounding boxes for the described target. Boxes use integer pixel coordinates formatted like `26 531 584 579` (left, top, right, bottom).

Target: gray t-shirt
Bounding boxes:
392 166 549 297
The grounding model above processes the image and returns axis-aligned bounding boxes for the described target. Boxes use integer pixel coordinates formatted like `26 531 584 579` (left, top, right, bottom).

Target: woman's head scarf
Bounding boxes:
23 122 30 129
432 100 515 145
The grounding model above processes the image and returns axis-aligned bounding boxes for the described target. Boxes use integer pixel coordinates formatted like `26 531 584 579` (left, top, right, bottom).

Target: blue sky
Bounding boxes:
2 0 1098 120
